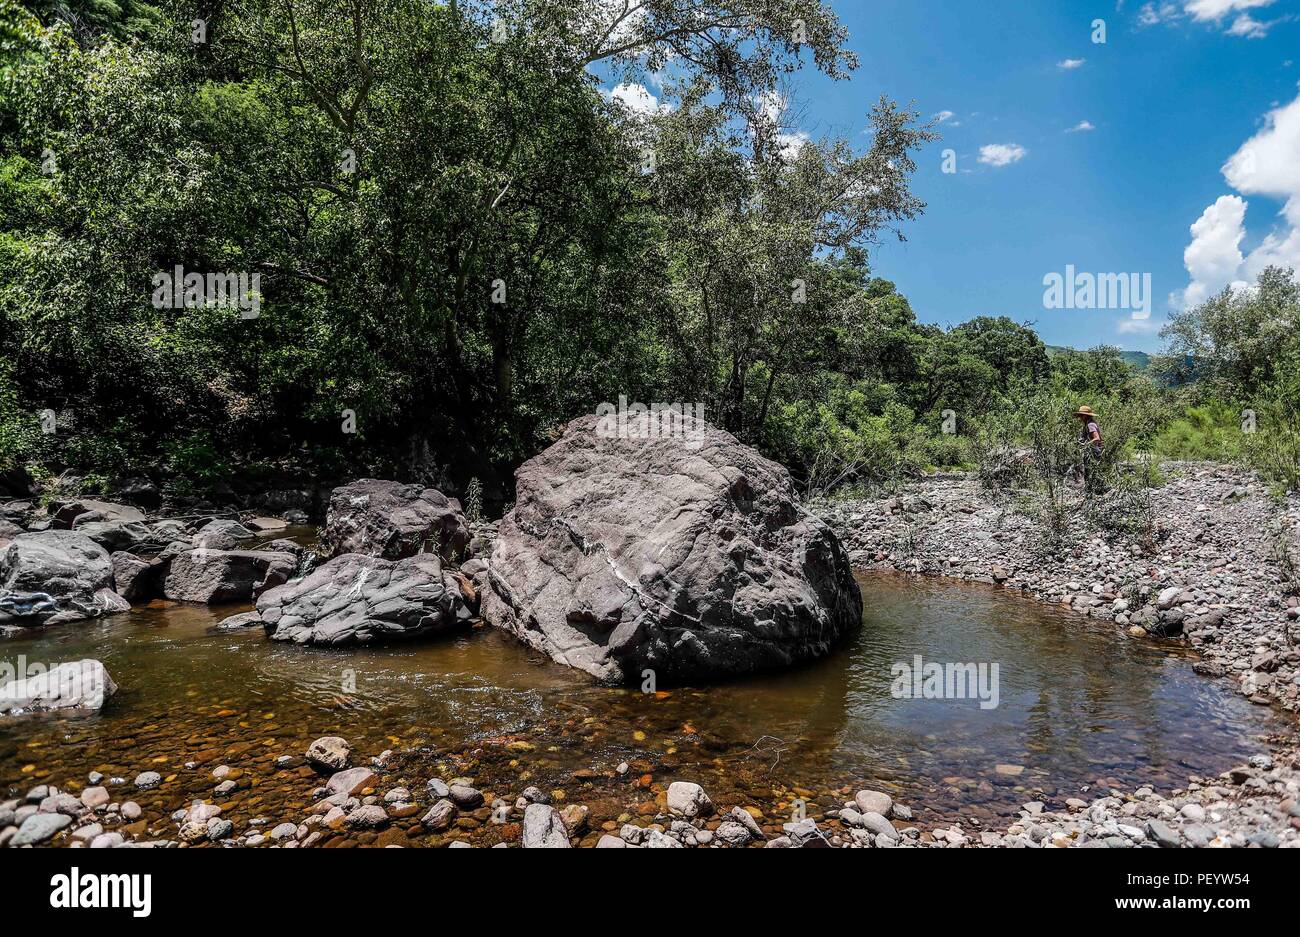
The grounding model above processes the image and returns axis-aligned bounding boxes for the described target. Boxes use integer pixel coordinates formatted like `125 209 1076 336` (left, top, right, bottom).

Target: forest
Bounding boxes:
3 0 1299 510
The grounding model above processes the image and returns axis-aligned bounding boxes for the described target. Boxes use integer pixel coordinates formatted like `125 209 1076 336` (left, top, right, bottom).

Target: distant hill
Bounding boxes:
1045 345 1152 371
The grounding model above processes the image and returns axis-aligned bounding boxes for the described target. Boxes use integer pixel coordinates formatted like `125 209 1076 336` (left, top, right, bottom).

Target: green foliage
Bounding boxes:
1148 402 1245 462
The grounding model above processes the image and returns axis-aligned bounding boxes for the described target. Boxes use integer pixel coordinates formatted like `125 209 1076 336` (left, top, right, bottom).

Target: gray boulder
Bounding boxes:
76 520 153 553
0 659 117 714
50 499 145 529
0 531 126 625
191 519 255 551
320 479 470 562
481 414 862 683
162 548 295 604
111 551 161 603
258 552 471 646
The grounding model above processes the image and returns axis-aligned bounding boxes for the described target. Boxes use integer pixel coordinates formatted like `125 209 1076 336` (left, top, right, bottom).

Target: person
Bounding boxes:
1074 405 1103 489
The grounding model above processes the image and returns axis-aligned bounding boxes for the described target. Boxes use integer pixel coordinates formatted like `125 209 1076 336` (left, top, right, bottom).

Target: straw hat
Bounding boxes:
1074 405 1096 418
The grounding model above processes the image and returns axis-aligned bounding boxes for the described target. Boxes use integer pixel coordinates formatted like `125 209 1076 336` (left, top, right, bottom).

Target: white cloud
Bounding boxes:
978 143 1027 167
935 110 955 123
1179 195 1248 307
1066 120 1096 133
1176 92 1300 306
605 82 667 115
1140 1 1279 35
1138 2 1181 26
1184 0 1274 22
1057 58 1086 69
1117 316 1165 335
1226 12 1270 36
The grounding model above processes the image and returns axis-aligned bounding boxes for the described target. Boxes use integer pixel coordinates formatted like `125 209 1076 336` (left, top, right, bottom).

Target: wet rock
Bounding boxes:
481 413 862 683
666 781 713 818
80 786 109 809
0 659 117 714
854 789 893 817
14 812 72 845
320 479 470 562
0 531 123 626
421 800 457 831
269 822 298 841
162 548 295 604
215 611 262 630
306 737 352 771
325 768 376 797
521 803 570 848
596 833 626 848
134 772 162 790
258 553 470 646
448 784 484 810
344 805 388 829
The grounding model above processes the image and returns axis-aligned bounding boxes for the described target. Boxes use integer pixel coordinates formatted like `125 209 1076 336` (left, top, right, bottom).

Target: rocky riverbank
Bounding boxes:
814 462 1300 714
808 462 1300 848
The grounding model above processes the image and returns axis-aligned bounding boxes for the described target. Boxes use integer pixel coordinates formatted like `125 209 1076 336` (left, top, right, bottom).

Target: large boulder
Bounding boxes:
50 499 145 530
320 479 469 562
162 548 295 604
481 414 862 684
0 531 127 626
75 519 154 553
111 551 163 603
0 659 117 714
258 552 472 646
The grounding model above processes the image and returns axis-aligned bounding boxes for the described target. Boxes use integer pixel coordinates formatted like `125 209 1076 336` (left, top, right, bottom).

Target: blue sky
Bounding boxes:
796 0 1300 351
606 1 1300 353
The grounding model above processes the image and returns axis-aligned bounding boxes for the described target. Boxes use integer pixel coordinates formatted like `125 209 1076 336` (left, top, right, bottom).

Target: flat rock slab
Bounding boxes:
257 552 471 645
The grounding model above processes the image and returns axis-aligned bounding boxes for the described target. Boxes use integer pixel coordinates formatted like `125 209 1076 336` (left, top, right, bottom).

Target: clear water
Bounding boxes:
0 570 1287 842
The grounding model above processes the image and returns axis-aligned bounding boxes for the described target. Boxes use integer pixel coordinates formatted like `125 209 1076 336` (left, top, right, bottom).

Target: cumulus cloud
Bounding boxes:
1175 92 1300 306
934 110 955 123
1141 1 1280 36
605 82 668 115
978 143 1027 167
1057 58 1086 69
1184 0 1274 22
1066 120 1096 133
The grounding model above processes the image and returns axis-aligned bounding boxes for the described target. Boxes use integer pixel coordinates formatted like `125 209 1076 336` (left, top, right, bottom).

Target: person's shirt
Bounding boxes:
1080 421 1102 453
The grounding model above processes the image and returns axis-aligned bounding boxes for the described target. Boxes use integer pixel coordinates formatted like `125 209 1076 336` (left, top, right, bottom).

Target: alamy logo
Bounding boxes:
1042 265 1151 319
890 655 1000 709
50 868 152 917
595 396 707 439
151 264 261 319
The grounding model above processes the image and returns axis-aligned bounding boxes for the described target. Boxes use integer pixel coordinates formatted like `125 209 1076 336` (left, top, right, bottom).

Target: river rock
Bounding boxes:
421 799 457 831
162 548 295 604
521 803 570 848
111 551 161 603
12 811 72 845
666 781 713 818
75 520 153 553
0 531 124 625
481 413 862 683
320 479 470 562
51 499 145 530
0 659 117 714
257 552 470 646
306 736 352 771
192 520 256 551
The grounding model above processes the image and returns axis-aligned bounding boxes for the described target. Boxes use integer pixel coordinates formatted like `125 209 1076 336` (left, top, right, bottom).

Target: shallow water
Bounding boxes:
0 570 1289 843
